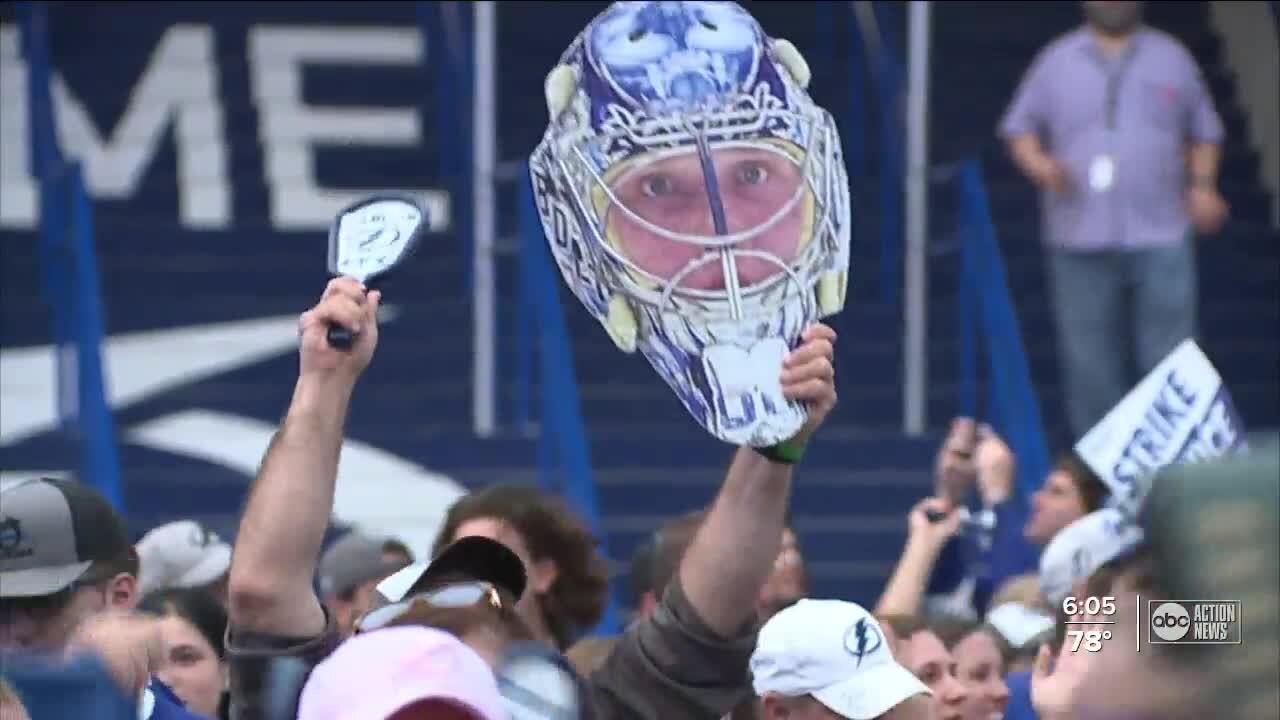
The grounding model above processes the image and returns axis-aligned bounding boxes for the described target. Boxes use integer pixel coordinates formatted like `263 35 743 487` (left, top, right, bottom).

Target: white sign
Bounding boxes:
1074 339 1247 514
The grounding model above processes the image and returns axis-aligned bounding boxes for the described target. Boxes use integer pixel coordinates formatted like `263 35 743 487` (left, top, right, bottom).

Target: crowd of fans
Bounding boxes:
0 300 1257 719
0 1 1270 719
0 384 1255 720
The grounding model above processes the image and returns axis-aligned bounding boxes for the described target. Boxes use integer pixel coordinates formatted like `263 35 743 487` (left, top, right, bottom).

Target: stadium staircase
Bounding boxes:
1 1 1273 610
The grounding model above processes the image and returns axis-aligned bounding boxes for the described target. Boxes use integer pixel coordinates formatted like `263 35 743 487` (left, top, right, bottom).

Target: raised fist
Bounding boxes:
297 277 382 381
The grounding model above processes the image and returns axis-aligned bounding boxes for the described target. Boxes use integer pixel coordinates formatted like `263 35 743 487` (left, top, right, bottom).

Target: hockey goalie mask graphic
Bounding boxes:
530 0 850 447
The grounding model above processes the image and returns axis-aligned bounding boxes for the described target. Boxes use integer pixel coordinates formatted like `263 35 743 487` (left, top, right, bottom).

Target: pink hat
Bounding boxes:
297 626 505 720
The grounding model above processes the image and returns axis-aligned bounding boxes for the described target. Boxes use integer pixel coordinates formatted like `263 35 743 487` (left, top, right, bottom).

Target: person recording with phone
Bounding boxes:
878 419 1034 622
899 418 1113 621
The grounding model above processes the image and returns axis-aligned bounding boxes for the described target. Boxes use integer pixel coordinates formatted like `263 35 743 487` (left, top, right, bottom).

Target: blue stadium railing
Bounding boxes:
515 164 621 636
847 3 1051 499
17 1 125 511
955 163 1052 498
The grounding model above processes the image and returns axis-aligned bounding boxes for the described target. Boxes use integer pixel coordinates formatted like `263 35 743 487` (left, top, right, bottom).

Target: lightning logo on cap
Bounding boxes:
844 617 882 667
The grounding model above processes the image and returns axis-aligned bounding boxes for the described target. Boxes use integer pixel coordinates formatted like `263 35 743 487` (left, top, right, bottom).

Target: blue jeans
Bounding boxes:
1047 241 1199 438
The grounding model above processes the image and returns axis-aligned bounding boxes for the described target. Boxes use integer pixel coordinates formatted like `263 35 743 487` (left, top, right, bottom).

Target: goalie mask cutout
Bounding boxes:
530 0 850 447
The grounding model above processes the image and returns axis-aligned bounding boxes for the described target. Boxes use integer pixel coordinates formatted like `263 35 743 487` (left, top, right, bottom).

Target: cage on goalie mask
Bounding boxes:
530 0 851 447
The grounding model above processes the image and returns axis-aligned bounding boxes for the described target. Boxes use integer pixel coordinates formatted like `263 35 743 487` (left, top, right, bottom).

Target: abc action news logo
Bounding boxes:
1148 600 1242 644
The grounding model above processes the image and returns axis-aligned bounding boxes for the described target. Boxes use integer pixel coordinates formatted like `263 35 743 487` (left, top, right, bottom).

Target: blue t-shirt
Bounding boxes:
927 496 1041 618
1003 670 1038 720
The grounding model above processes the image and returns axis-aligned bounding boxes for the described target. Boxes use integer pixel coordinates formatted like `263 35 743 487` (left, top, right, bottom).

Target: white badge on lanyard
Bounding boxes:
1094 47 1129 194
1089 153 1116 193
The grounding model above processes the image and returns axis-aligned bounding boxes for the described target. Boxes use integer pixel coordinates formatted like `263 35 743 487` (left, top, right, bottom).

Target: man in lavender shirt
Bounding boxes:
999 1 1230 437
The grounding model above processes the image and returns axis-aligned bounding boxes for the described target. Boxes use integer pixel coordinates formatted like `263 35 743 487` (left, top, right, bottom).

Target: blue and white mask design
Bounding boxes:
530 1 851 447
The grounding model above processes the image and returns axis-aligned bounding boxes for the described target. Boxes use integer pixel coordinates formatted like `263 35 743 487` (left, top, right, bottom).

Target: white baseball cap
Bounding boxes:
751 599 931 719
1039 508 1144 606
136 520 232 596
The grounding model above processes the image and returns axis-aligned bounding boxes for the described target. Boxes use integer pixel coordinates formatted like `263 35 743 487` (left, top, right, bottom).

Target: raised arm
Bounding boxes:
679 323 838 637
227 278 382 637
875 498 963 618
586 325 839 718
